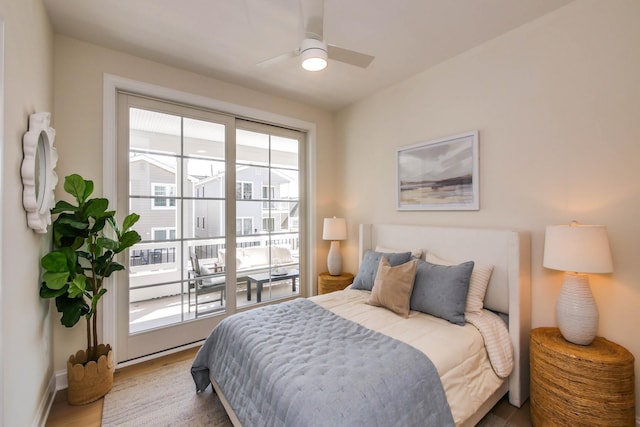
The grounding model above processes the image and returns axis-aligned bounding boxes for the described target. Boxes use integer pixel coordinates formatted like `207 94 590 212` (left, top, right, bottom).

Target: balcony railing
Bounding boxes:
130 247 176 266
129 233 299 267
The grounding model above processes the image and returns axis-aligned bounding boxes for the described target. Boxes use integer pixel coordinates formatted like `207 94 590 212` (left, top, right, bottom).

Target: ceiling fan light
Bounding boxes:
300 38 328 71
301 54 327 71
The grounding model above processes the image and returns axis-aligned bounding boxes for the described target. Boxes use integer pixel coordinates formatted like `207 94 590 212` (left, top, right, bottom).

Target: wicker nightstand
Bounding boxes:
317 272 354 295
530 327 635 426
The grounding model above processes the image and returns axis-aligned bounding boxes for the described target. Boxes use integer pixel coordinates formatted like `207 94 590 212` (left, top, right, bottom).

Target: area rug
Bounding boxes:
102 358 232 427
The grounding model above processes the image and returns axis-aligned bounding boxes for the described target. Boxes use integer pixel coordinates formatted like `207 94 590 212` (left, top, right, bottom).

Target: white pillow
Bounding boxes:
199 265 225 287
199 265 214 287
375 245 423 259
425 252 494 314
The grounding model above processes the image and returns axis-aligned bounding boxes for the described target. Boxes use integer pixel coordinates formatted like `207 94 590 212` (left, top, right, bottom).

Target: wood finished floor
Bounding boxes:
46 346 532 426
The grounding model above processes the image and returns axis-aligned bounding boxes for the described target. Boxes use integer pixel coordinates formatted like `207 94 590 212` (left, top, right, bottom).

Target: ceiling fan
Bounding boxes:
258 0 375 71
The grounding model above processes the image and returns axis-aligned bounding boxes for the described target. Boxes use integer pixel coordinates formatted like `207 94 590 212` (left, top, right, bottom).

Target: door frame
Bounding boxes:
102 74 318 365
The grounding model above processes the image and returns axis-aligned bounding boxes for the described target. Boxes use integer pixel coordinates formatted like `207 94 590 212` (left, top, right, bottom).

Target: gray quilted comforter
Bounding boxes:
191 298 454 427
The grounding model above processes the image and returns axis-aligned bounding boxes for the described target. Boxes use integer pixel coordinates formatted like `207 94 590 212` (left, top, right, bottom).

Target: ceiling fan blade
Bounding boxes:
256 50 299 68
327 45 375 68
300 0 324 39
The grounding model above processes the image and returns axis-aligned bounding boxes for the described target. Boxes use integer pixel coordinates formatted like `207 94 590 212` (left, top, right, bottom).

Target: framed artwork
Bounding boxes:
397 131 479 211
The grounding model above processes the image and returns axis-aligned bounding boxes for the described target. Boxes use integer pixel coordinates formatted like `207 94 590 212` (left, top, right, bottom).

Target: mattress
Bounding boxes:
311 289 506 425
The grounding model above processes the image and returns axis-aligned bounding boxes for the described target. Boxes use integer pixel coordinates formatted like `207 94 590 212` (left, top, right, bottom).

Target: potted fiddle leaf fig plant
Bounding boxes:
40 174 141 405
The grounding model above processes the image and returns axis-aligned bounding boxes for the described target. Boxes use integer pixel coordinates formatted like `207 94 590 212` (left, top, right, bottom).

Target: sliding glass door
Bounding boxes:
234 120 303 306
115 94 305 362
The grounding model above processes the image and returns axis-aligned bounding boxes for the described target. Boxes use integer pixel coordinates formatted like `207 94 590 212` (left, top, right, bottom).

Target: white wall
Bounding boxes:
52 35 337 371
0 0 55 425
335 0 640 417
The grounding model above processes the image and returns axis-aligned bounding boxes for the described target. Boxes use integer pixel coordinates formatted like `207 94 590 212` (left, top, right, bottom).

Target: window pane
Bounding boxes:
237 200 265 233
271 135 299 169
184 158 225 196
188 199 225 239
270 168 299 202
183 118 225 159
237 129 269 166
130 155 178 198
130 198 181 242
129 108 181 156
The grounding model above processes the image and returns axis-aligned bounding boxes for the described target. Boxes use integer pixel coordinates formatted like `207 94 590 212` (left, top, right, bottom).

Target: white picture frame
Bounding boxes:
397 131 479 211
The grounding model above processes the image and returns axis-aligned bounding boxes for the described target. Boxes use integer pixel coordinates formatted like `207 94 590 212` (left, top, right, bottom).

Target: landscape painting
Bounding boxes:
397 131 479 210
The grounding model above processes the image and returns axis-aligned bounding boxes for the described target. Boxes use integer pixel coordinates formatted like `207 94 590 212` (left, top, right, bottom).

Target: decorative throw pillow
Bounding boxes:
375 245 424 260
426 252 494 315
409 259 474 325
367 257 418 317
351 250 412 291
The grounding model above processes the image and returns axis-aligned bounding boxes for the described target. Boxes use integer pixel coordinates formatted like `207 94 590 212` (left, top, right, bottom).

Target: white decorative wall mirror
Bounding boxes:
21 112 58 233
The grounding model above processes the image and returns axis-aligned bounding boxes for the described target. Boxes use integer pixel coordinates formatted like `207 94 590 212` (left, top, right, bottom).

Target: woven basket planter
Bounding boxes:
67 344 115 405
530 328 635 426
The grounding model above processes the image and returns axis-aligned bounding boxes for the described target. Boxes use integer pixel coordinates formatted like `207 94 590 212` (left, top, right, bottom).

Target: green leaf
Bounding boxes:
116 230 142 253
90 216 108 234
40 283 68 299
41 251 69 273
68 276 87 298
55 295 89 327
123 213 140 232
64 174 86 204
51 200 78 215
56 216 89 230
58 247 79 273
82 179 94 202
97 210 116 220
42 271 70 290
102 262 125 277
97 236 119 250
84 198 109 219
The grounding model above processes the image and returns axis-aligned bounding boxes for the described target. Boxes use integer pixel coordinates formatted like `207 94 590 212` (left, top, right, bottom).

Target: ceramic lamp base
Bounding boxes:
556 273 598 345
327 240 342 276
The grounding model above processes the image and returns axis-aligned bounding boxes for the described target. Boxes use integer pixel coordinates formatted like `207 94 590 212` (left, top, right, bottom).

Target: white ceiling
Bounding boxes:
43 0 573 111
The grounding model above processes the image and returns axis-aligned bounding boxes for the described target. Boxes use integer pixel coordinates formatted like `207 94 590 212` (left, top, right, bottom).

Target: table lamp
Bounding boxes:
322 217 347 276
543 221 613 345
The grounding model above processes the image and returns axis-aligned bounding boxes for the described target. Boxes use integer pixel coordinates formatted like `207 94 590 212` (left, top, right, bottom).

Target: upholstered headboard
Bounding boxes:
358 224 531 407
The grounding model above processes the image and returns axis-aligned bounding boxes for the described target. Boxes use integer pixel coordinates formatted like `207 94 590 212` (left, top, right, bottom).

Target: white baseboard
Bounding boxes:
116 340 203 369
33 373 56 427
54 368 68 391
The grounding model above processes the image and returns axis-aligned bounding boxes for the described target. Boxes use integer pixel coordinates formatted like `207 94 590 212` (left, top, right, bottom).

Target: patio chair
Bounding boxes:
189 253 226 317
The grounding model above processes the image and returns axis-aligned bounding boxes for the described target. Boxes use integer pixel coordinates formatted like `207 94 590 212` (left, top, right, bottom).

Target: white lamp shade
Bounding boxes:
543 224 613 274
322 217 347 241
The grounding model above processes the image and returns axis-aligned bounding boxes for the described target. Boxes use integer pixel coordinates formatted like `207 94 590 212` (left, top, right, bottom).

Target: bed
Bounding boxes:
192 223 531 426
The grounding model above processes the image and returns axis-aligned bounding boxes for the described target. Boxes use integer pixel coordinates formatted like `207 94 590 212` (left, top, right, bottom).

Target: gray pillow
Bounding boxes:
351 250 412 291
410 259 474 325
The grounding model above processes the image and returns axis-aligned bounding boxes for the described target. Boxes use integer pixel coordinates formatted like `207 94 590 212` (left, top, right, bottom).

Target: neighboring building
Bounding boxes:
194 166 299 238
